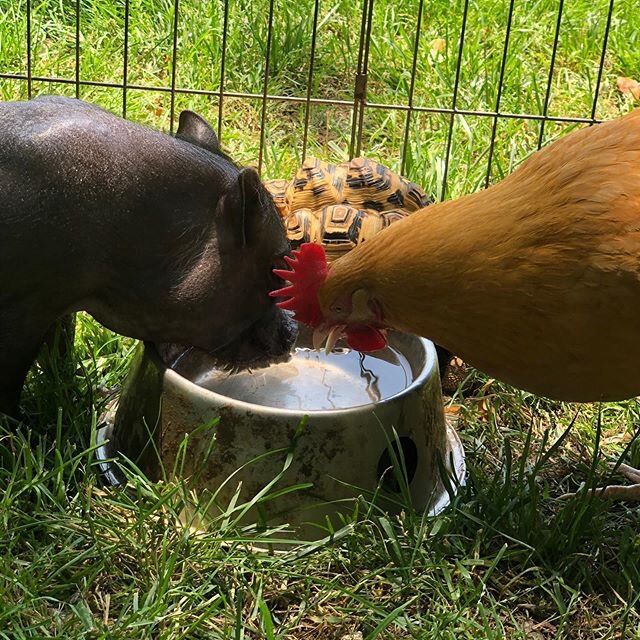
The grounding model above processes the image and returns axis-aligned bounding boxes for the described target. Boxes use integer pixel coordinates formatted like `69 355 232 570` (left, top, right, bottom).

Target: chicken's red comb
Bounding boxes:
270 243 328 327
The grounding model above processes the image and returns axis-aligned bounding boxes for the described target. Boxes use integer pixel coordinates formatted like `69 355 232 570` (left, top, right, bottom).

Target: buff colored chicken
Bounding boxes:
272 108 640 500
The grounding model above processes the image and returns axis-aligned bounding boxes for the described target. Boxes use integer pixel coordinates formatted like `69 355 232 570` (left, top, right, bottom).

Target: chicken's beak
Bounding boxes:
324 325 345 353
312 327 329 351
312 325 346 353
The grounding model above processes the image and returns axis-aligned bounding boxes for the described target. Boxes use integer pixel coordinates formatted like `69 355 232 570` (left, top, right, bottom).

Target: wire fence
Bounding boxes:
0 0 629 198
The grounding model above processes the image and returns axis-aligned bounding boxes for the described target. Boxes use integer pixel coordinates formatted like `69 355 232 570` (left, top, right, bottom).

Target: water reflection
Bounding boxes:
192 345 413 410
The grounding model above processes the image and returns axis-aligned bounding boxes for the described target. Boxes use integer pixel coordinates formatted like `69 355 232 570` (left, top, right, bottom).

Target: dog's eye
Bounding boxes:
273 256 288 272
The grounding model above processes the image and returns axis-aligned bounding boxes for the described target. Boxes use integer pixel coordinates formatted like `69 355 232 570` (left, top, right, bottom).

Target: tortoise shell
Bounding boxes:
342 157 429 212
266 157 430 260
285 158 347 214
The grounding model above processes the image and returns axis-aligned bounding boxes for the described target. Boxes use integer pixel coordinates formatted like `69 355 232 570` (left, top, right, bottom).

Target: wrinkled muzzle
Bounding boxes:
157 307 298 372
210 306 298 370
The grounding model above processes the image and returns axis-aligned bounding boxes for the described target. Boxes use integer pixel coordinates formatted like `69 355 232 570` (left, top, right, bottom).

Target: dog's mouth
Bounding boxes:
207 307 298 371
157 308 298 373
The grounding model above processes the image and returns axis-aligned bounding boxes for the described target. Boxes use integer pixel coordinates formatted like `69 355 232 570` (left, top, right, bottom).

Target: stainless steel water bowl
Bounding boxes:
97 325 465 540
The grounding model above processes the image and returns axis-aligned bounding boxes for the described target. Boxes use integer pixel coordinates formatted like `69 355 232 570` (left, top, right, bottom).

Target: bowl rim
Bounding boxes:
145 332 439 419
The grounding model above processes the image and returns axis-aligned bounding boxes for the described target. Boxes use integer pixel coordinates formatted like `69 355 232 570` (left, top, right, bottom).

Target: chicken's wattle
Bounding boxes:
345 326 387 352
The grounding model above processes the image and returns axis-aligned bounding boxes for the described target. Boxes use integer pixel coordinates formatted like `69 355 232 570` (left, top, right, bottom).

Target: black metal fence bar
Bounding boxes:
591 0 615 122
485 0 516 188
26 0 32 99
364 102 602 123
349 0 372 159
122 0 130 118
75 0 80 99
537 0 564 148
400 0 425 176
217 0 230 140
169 0 181 133
442 0 470 199
257 0 276 174
354 0 375 158
301 0 321 162
0 72 351 105
1 71 608 127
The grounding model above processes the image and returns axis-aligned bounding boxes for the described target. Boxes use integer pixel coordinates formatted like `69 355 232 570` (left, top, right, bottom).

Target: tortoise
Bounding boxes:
265 157 432 262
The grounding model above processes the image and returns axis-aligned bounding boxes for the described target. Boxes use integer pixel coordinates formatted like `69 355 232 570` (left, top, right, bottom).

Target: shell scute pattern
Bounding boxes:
265 157 431 260
321 205 363 247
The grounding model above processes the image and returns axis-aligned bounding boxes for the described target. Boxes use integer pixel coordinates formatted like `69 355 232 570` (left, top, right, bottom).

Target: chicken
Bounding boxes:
272 107 640 500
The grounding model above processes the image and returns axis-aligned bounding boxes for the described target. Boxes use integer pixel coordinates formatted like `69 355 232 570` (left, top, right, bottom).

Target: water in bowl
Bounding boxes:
192 346 414 411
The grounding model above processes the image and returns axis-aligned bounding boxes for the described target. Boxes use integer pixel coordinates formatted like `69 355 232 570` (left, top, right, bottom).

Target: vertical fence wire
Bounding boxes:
258 0 276 174
591 0 615 122
400 0 424 176
169 0 181 133
441 0 470 200
26 0 32 98
537 0 564 148
122 0 130 118
301 0 321 162
349 0 371 159
354 0 375 158
484 0 516 188
75 0 80 98
217 0 230 141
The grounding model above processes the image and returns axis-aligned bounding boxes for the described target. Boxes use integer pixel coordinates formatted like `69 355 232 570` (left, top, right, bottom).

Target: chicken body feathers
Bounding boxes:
319 109 640 401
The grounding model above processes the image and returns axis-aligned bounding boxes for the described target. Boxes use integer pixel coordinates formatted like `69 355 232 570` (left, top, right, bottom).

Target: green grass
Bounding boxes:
2 0 640 637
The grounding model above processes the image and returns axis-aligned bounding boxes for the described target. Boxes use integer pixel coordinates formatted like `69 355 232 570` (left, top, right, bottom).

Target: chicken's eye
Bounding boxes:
331 303 343 313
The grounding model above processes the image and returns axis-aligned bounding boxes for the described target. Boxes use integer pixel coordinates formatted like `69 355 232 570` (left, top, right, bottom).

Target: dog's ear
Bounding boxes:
176 111 220 154
216 167 276 250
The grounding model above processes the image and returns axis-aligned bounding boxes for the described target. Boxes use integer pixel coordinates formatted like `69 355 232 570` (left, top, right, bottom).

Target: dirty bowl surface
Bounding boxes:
99 325 465 541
